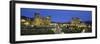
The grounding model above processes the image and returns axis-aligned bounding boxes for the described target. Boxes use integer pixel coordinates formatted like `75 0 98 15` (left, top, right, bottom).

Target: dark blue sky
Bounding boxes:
21 8 92 22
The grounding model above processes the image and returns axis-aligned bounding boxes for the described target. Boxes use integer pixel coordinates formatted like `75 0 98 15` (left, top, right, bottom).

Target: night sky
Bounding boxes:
21 8 92 23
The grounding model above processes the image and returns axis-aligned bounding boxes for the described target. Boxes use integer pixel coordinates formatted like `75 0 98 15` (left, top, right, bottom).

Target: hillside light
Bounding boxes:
24 22 30 26
21 19 26 22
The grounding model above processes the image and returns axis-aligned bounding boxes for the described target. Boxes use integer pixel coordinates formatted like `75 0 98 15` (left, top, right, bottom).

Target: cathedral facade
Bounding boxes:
32 13 51 27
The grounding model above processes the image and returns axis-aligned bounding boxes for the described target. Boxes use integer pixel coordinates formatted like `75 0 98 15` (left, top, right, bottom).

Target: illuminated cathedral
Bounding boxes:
32 12 51 27
21 12 52 27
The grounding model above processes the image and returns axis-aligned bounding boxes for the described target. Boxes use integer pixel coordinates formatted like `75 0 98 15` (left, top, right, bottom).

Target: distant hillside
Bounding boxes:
83 21 92 25
21 16 33 21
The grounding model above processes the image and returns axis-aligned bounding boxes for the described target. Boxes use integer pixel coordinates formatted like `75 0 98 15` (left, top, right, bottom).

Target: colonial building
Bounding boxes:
21 12 51 27
32 12 51 27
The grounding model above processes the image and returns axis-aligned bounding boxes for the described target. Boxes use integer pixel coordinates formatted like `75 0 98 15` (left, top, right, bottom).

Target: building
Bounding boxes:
32 12 51 27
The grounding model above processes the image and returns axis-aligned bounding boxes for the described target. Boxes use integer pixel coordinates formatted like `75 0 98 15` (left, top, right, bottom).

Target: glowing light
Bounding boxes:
21 19 26 22
24 22 30 26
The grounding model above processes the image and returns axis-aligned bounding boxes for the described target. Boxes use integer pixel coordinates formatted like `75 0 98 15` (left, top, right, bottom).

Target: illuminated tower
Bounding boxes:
45 16 51 26
33 12 43 26
71 17 81 24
